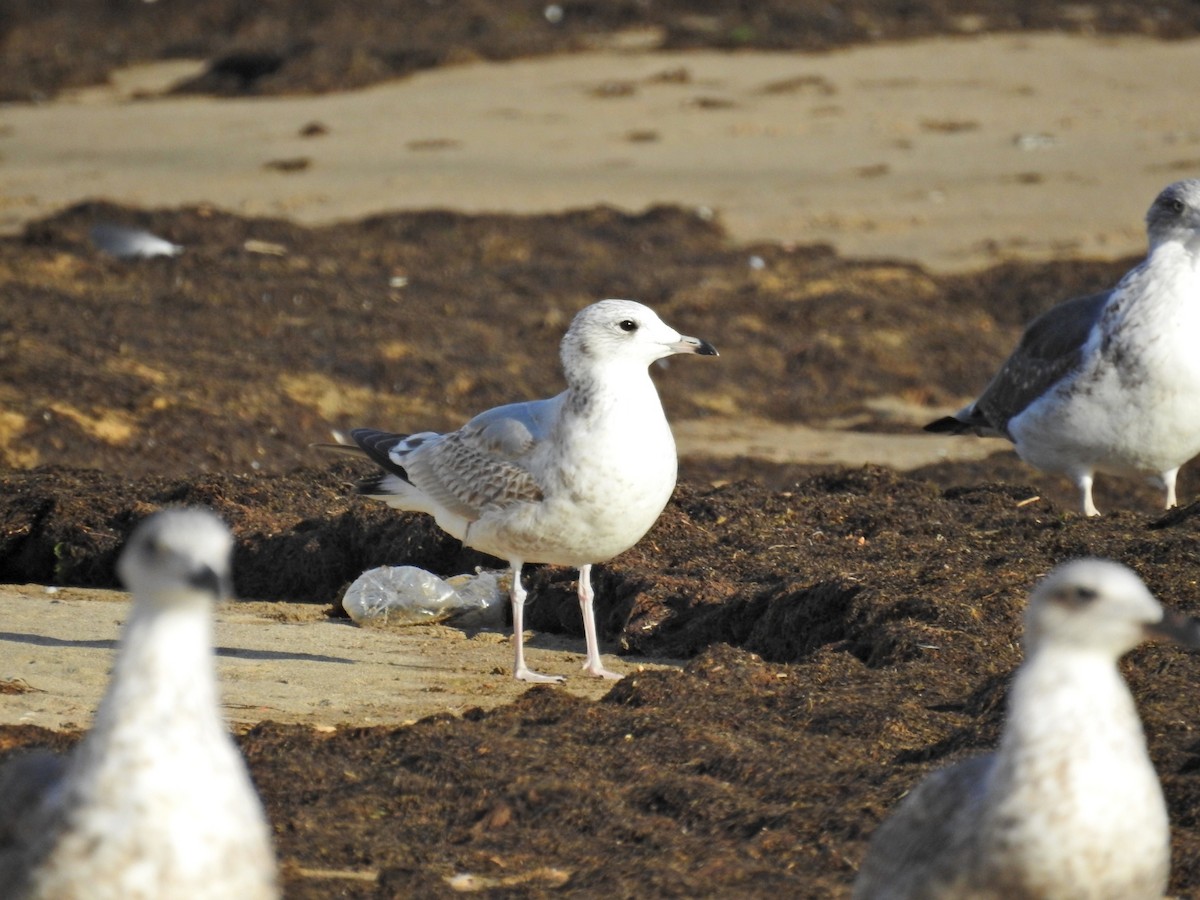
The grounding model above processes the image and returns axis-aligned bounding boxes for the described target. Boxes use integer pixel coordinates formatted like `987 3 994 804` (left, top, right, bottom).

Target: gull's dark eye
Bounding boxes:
1050 584 1099 607
617 319 638 333
1170 198 1187 214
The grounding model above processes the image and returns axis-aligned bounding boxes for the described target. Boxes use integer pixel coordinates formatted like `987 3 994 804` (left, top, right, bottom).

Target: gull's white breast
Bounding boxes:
469 369 678 567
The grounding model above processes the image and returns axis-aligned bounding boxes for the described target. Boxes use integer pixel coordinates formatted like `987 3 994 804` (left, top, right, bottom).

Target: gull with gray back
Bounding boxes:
926 180 1200 515
329 299 717 683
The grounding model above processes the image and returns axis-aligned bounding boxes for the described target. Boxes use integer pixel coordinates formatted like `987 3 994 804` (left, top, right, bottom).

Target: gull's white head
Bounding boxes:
1145 179 1200 251
1024 558 1200 658
117 508 234 606
560 299 717 378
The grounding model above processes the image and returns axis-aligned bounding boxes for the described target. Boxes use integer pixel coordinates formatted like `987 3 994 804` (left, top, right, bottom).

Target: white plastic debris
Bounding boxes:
89 223 183 259
342 566 507 628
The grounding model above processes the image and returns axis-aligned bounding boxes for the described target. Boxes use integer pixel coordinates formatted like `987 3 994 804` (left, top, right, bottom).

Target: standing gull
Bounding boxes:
334 299 717 683
854 559 1200 900
926 179 1200 515
0 509 280 900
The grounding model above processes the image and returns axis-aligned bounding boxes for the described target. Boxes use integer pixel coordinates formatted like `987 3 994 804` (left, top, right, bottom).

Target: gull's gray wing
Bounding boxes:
461 395 562 455
926 291 1110 438
854 754 992 900
351 393 566 523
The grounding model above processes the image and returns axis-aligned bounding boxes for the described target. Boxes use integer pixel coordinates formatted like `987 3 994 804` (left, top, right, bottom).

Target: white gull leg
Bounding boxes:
1161 467 1180 509
509 561 565 684
578 564 623 680
1075 470 1100 517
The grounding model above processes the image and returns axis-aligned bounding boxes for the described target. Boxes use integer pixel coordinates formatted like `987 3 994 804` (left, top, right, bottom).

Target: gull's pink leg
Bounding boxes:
578 564 623 680
510 562 564 684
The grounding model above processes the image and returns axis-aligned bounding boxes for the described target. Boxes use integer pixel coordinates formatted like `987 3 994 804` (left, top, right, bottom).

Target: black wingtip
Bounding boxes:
349 428 402 462
348 428 415 483
349 427 394 449
924 416 968 435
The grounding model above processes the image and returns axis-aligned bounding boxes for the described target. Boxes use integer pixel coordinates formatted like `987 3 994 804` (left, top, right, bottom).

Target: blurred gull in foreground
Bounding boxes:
325 299 717 682
926 179 1200 515
89 222 183 259
854 558 1200 900
0 509 279 899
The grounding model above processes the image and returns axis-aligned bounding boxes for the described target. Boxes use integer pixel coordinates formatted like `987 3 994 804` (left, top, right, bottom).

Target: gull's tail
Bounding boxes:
317 428 450 517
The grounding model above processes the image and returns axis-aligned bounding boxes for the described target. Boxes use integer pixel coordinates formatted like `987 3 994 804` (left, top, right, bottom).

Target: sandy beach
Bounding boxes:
4 34 1199 272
